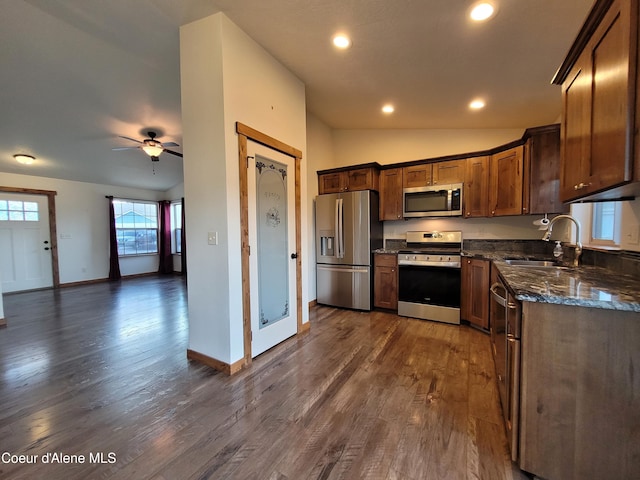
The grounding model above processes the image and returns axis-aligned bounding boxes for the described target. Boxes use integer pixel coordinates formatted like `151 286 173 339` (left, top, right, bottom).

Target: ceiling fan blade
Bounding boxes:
163 148 183 158
112 146 140 151
161 141 180 147
118 135 143 144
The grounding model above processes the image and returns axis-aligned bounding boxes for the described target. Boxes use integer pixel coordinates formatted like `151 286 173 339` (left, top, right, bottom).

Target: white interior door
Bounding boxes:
0 193 53 293
247 142 297 357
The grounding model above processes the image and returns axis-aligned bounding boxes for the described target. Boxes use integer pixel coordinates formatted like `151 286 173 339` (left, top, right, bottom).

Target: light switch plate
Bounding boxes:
626 225 640 245
207 231 218 245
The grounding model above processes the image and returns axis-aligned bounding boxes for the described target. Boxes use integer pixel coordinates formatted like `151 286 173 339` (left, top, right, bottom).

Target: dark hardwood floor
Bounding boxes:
0 275 528 479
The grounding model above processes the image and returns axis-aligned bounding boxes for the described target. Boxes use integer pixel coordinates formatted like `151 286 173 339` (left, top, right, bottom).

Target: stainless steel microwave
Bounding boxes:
403 183 463 217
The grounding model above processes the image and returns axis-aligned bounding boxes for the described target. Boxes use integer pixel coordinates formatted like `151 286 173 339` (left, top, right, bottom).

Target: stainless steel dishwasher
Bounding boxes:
490 277 522 462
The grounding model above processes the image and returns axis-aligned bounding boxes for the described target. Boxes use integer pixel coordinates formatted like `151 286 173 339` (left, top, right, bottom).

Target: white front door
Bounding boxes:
0 193 53 292
247 141 297 357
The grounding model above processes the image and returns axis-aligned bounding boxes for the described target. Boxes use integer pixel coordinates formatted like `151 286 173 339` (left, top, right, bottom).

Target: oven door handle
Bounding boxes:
490 282 507 307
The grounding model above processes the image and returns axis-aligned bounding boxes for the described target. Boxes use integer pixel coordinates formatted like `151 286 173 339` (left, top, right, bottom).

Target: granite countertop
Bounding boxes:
373 248 400 254
464 249 640 312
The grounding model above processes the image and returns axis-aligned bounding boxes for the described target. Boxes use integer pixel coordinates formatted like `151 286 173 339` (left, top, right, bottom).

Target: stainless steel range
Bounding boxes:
397 231 462 324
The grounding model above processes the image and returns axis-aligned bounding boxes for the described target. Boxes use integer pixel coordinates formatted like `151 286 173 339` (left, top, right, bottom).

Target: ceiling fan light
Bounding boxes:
13 154 36 165
142 145 163 157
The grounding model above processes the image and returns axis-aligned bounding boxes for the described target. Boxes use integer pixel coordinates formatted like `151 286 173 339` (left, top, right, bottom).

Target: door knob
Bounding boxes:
290 253 298 259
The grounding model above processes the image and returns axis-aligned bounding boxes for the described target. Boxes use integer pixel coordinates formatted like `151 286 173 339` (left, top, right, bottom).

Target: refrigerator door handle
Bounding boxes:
334 199 340 258
336 198 344 258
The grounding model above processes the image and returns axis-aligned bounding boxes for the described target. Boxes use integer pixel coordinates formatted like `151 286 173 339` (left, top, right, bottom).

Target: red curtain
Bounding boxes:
107 196 121 281
158 200 173 274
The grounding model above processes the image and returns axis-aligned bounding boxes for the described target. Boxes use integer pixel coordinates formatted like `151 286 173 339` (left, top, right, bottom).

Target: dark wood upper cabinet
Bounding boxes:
432 159 466 185
379 168 403 221
321 123 566 219
464 156 489 218
317 165 379 194
523 124 569 215
403 164 432 188
403 160 465 188
489 146 524 217
554 0 640 202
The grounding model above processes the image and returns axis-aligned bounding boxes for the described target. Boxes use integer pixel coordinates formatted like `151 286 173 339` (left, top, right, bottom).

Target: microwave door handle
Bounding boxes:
447 188 453 212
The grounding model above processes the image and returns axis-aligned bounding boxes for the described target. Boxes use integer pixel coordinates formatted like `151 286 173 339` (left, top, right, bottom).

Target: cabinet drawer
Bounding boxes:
375 253 397 268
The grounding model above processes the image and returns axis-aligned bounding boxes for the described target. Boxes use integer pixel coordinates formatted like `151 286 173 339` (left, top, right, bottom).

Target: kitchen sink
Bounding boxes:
504 259 568 268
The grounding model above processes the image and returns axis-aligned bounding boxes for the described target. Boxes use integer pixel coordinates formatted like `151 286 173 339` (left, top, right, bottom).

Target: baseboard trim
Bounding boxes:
187 349 246 375
0 317 6 328
308 299 317 308
60 272 182 289
299 321 311 333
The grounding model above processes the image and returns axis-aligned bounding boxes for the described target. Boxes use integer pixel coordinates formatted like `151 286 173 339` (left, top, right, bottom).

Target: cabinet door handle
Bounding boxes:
574 182 592 190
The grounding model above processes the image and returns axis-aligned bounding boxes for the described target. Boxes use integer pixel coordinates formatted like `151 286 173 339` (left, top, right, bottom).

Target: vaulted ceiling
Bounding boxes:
0 0 593 191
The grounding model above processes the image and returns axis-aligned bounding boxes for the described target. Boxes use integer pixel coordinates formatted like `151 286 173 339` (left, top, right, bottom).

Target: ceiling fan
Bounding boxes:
113 131 182 161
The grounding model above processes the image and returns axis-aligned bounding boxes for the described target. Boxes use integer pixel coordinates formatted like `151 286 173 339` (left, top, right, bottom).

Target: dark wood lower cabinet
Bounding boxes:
374 253 398 310
461 258 490 329
519 302 640 479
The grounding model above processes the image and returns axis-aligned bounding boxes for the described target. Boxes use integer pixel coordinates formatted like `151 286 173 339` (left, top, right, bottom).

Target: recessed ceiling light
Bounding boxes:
13 154 36 165
332 34 352 49
470 2 496 22
469 99 486 110
382 104 395 114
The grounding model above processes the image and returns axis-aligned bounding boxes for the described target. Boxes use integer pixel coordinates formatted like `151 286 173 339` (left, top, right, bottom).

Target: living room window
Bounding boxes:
113 200 159 256
170 201 182 254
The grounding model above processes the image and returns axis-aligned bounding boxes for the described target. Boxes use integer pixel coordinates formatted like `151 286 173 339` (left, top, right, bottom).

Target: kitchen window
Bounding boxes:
113 199 159 256
591 201 620 246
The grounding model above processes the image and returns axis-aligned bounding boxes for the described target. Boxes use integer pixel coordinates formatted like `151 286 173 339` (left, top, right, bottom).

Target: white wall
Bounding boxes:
331 128 524 166
305 113 335 301
180 13 307 366
0 172 173 283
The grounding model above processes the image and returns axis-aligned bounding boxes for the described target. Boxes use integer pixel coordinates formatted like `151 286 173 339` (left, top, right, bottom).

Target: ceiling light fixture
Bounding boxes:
141 143 164 157
332 34 352 49
382 104 395 114
469 99 486 110
13 154 36 165
470 2 496 22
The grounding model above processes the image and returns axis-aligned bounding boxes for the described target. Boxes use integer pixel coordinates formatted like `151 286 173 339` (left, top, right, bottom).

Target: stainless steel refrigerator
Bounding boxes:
315 190 383 310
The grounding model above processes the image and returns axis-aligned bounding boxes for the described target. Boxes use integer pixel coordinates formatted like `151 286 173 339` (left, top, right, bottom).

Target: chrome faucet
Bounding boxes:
542 214 582 267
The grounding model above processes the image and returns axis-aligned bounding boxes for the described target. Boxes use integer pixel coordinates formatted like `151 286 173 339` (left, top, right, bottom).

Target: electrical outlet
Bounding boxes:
207 232 218 245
